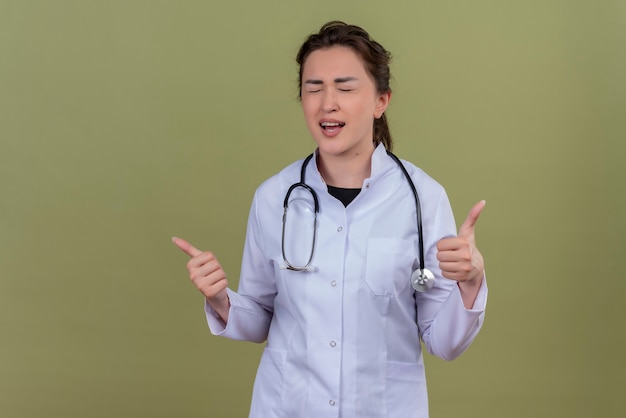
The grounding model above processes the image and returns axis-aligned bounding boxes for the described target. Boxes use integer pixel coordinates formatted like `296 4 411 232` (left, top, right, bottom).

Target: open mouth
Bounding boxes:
320 122 346 130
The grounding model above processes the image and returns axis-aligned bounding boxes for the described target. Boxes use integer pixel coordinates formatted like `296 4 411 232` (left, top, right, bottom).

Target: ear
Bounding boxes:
374 91 391 119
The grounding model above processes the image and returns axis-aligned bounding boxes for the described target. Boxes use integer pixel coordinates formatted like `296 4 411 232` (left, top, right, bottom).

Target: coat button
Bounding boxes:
329 400 336 406
330 341 336 347
337 226 343 232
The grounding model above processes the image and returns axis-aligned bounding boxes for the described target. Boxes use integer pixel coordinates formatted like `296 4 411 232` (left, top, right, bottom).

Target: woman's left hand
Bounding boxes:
436 200 486 286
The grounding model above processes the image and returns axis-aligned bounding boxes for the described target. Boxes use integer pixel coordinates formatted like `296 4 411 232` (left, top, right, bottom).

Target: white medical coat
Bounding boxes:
206 144 487 418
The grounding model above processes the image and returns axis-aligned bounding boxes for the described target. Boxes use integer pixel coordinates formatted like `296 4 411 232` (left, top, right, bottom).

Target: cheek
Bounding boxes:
301 97 315 116
301 101 320 133
353 100 376 122
301 100 321 125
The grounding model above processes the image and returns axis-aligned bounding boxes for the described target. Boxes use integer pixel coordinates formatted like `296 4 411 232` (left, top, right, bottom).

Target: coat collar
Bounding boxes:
308 143 394 189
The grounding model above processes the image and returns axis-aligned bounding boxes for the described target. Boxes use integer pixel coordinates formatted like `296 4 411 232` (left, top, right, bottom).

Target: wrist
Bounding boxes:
206 292 231 324
459 272 483 290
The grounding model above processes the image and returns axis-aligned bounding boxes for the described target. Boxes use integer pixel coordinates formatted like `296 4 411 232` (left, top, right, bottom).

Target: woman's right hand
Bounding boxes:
172 236 230 323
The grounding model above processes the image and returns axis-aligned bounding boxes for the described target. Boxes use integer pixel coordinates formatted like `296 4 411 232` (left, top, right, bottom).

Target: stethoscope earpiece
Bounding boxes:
411 268 435 292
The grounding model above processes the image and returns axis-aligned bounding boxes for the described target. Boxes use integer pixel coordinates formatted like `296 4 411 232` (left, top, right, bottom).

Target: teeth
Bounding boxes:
320 122 345 127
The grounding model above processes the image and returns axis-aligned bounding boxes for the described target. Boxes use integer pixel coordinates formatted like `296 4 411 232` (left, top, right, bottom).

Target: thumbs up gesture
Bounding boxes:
172 237 230 322
436 200 486 285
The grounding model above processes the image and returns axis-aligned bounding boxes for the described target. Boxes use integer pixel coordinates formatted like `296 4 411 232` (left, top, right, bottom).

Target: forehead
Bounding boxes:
302 46 369 79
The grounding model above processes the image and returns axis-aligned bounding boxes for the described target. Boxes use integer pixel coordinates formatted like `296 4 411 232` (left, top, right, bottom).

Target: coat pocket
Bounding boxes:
364 238 415 297
386 360 428 415
249 347 287 417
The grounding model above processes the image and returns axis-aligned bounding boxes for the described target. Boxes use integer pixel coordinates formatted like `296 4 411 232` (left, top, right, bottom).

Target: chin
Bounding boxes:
315 141 350 157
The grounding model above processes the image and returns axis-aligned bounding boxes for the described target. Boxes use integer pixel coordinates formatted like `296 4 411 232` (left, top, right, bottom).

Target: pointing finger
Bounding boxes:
458 200 486 238
172 236 203 258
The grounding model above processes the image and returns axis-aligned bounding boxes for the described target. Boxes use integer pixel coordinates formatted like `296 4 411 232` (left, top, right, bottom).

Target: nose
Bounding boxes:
321 90 338 113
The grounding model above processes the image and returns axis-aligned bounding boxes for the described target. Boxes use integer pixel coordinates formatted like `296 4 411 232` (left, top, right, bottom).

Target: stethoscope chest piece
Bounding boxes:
411 268 435 292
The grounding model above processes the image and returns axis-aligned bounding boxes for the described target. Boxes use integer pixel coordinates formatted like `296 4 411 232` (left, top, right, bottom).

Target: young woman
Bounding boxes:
173 21 487 418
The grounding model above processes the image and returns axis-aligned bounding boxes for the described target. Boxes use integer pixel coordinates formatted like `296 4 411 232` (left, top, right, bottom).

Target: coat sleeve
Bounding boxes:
204 189 276 343
416 187 488 361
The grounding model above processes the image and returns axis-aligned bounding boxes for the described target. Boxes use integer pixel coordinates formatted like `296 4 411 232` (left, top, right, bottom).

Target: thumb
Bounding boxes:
172 236 203 258
458 200 486 238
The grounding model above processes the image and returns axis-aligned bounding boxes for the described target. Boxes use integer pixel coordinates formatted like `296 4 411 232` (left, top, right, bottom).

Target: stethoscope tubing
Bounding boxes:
281 150 434 291
385 151 426 277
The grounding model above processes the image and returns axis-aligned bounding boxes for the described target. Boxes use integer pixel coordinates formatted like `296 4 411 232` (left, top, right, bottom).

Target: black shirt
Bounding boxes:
327 185 361 207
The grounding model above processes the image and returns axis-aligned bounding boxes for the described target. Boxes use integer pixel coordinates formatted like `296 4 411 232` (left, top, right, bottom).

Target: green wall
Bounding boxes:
1 1 624 417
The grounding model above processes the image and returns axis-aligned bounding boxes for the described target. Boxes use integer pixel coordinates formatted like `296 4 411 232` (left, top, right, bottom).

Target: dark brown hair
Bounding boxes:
296 21 394 151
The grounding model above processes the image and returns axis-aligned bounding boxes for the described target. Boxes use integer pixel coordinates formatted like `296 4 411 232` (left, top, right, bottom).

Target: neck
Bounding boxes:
317 145 375 188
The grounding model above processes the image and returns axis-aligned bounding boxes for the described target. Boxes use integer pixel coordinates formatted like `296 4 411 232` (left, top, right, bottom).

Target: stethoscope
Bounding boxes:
281 151 435 292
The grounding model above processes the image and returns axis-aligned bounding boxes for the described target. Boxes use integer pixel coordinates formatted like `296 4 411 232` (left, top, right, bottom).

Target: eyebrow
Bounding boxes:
304 77 359 85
